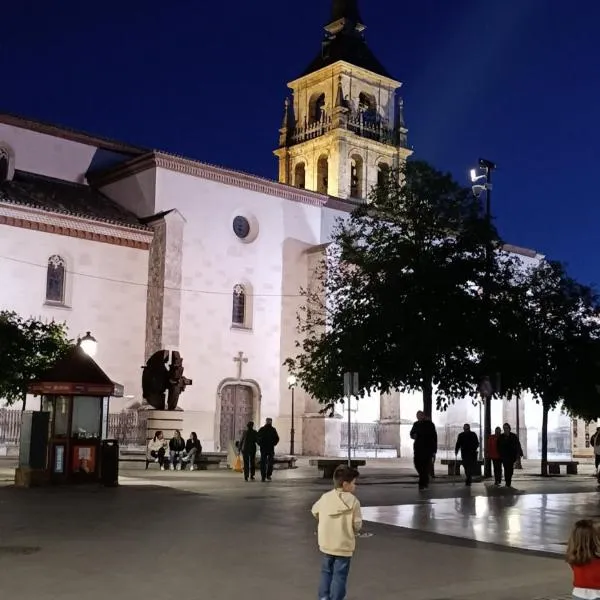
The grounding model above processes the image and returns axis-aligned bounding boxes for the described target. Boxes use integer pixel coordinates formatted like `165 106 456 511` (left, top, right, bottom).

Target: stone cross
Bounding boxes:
233 351 248 380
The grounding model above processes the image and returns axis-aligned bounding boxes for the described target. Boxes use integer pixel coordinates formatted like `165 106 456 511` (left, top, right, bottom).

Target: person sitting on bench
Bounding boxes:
181 432 202 471
169 430 186 471
148 431 169 470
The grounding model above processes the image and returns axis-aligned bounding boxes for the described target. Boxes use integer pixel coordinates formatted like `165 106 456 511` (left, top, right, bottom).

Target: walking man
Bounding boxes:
257 418 280 482
498 423 523 488
590 427 600 472
455 424 479 486
410 411 438 491
239 421 258 481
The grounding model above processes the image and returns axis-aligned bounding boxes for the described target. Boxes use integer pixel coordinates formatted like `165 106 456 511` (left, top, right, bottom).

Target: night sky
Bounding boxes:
3 1 600 287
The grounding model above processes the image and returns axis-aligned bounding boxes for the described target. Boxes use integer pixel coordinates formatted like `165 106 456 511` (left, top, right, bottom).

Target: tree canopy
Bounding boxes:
0 311 72 406
489 260 600 474
285 160 512 415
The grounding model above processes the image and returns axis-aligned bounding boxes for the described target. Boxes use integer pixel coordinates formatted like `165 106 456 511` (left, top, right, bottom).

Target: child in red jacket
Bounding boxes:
567 519 600 599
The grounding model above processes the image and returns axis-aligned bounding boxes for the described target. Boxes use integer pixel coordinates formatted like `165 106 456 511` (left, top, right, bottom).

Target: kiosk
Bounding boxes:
22 344 123 485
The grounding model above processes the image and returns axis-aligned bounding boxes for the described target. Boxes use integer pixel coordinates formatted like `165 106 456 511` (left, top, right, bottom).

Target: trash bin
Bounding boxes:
101 439 119 487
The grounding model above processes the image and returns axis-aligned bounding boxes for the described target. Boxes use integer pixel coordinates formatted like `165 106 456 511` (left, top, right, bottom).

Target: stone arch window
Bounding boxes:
358 92 376 113
316 155 329 195
0 145 14 183
46 255 67 304
232 284 247 327
294 162 306 189
350 155 364 199
309 92 326 124
377 162 391 187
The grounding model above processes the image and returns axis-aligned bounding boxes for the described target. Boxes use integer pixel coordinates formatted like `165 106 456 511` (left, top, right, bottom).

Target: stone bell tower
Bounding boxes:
274 0 412 201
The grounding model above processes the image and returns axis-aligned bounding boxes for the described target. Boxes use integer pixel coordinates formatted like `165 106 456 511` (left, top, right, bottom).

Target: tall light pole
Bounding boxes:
471 158 496 478
286 375 297 455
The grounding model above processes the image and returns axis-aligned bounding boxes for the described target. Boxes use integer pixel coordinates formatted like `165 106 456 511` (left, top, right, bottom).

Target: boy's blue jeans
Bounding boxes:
318 554 351 600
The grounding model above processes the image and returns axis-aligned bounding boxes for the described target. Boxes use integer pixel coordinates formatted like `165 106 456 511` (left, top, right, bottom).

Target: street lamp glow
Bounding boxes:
470 168 478 183
78 331 97 357
287 374 297 388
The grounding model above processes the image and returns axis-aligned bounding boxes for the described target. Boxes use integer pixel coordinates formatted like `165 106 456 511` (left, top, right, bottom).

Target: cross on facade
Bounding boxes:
233 351 248 380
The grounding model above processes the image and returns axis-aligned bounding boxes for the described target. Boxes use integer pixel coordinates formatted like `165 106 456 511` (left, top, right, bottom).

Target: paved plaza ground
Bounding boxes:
0 458 594 600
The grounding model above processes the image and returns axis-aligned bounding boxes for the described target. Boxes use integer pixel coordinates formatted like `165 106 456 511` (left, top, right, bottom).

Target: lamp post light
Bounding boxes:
287 375 297 455
471 158 497 479
77 331 98 357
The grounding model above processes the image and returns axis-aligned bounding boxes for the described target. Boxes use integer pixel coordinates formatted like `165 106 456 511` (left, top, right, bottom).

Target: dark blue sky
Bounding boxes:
3 1 600 286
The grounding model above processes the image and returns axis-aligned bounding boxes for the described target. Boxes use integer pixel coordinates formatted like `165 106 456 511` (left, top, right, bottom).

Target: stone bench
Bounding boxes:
141 452 224 470
548 461 579 475
271 456 297 470
440 459 484 476
309 459 366 480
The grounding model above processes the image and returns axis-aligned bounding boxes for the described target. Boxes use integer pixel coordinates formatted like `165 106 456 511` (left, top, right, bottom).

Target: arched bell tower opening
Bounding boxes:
273 0 412 200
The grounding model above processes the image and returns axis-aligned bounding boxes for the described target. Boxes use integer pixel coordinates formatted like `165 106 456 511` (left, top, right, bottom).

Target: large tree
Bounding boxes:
286 160 510 415
0 311 71 408
490 260 600 475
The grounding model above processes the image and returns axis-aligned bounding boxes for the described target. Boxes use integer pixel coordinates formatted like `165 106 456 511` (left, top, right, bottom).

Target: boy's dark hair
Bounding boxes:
333 465 359 488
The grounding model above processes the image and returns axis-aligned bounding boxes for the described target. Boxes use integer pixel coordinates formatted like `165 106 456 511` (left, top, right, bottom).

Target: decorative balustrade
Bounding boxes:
286 110 408 149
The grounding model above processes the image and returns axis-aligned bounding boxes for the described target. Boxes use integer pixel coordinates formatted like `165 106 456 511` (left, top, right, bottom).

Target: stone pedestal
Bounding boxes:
379 391 401 455
302 414 342 457
146 410 184 443
14 467 50 488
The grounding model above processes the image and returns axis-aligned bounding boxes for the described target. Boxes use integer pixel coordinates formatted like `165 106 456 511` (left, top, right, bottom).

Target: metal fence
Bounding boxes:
437 425 530 459
341 422 399 455
0 409 148 448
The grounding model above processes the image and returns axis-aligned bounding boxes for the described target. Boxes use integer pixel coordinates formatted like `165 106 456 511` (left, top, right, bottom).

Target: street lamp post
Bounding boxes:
471 158 496 479
77 331 98 357
287 375 297 455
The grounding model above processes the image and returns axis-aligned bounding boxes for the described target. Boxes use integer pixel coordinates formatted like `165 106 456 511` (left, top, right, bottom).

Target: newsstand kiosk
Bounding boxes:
17 344 123 486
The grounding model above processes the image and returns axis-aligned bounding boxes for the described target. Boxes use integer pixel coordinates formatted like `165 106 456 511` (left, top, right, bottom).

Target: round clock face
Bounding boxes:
233 216 251 239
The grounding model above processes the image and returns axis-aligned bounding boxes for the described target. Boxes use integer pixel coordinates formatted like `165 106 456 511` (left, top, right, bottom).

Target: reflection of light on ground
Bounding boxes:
362 492 595 554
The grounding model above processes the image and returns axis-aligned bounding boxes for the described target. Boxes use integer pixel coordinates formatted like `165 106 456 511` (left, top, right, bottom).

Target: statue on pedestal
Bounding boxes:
141 350 192 411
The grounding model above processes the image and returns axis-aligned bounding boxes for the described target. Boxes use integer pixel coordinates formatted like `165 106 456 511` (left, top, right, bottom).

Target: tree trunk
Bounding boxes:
21 390 27 412
422 377 433 418
541 399 549 477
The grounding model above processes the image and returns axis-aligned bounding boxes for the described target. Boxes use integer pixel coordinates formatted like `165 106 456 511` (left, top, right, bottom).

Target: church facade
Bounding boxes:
0 1 569 458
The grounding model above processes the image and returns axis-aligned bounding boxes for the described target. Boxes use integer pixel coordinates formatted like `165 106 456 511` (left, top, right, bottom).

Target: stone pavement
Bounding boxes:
0 458 594 600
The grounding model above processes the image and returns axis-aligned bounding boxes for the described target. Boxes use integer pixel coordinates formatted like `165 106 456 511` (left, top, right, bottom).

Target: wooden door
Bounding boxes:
219 385 253 450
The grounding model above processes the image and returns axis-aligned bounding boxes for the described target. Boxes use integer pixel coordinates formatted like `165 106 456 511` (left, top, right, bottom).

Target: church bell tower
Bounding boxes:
274 0 412 201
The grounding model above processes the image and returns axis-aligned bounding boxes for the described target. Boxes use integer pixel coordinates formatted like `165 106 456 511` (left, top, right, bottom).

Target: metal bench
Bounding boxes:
548 461 579 475
309 459 366 479
440 459 485 476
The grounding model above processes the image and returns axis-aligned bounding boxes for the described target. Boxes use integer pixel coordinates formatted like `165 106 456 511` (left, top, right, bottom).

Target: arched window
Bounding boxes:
309 93 326 124
0 146 12 183
358 92 376 113
377 163 391 187
46 255 66 304
350 155 364 199
232 284 246 327
294 163 306 189
317 155 329 195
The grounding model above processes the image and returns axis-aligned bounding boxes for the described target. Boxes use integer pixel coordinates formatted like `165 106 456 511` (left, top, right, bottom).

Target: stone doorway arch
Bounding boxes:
215 378 261 451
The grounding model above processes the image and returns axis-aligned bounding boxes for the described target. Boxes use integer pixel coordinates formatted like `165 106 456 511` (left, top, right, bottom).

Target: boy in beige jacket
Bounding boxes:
311 465 362 600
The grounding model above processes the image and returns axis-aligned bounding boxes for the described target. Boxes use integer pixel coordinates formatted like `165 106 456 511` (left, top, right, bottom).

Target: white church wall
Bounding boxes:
0 123 98 184
0 224 148 409
153 168 323 451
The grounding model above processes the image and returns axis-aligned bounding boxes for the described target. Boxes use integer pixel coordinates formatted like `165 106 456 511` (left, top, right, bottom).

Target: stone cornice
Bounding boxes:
287 61 401 89
89 152 329 209
0 202 153 250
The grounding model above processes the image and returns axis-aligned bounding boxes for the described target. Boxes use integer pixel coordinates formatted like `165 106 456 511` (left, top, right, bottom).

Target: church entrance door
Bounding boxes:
219 385 253 450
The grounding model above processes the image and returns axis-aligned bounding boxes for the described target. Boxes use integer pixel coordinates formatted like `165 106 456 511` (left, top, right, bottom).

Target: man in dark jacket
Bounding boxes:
497 423 523 487
410 411 438 491
257 418 280 482
455 424 479 486
239 421 258 481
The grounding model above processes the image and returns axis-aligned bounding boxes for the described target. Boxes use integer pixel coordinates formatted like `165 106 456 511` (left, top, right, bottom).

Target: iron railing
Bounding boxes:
0 409 148 448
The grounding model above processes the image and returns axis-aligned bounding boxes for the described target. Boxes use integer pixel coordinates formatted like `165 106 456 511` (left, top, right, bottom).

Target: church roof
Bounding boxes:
302 1 393 79
0 170 149 230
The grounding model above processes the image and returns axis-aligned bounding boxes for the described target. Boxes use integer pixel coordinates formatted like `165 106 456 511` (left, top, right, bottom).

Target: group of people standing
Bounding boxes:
410 411 524 490
238 418 280 482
